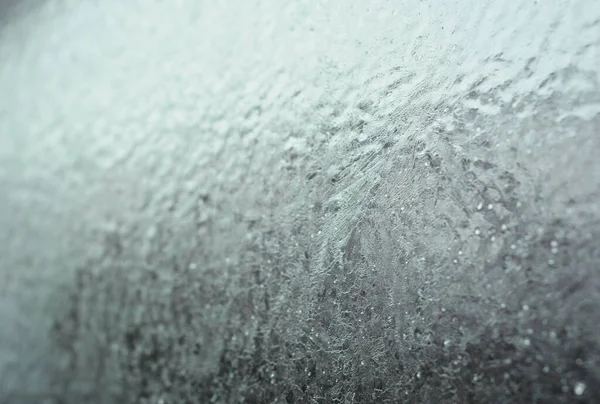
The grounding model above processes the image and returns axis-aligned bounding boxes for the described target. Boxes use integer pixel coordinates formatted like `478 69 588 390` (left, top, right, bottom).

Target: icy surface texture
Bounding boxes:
1 0 600 403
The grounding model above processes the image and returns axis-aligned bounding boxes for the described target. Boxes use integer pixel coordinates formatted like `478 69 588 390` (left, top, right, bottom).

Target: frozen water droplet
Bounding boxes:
574 381 586 396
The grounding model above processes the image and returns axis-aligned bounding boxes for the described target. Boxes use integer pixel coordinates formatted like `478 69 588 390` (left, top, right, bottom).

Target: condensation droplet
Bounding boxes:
574 381 586 396
474 228 480 235
476 202 483 211
487 203 494 210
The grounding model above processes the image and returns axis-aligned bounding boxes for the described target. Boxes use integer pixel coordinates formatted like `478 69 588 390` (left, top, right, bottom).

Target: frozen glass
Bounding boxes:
1 1 599 402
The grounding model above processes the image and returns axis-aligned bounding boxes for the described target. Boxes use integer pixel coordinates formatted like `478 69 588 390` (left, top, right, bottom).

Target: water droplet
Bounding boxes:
543 366 549 373
474 228 481 235
550 240 558 248
490 236 496 242
444 340 451 346
487 203 494 210
548 259 555 266
551 247 558 254
574 381 586 396
458 250 463 256
523 305 529 311
523 338 530 346
476 202 483 211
